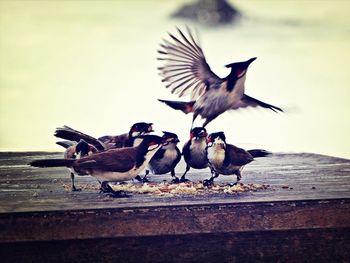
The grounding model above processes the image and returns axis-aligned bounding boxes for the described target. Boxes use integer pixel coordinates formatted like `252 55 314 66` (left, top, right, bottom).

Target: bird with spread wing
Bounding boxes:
157 27 283 127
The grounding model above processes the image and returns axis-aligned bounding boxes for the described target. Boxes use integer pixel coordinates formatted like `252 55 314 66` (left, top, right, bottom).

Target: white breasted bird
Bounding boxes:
158 27 283 127
181 127 210 182
56 139 98 191
30 135 165 197
54 122 154 151
136 131 181 183
205 132 270 186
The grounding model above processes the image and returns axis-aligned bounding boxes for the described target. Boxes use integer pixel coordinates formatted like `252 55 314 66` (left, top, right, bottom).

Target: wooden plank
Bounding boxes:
0 152 350 262
1 228 349 263
0 152 349 213
0 199 349 243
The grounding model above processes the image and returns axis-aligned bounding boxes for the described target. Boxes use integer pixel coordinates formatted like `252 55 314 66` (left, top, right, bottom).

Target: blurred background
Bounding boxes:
0 0 349 159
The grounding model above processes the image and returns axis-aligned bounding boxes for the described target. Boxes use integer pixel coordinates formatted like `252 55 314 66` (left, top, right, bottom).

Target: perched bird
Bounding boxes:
54 122 154 151
56 139 99 191
158 27 283 127
181 127 210 182
30 135 165 197
136 131 181 183
205 131 270 186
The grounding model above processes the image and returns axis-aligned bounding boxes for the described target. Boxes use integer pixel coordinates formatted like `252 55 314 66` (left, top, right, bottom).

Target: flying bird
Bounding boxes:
205 131 270 186
30 135 165 197
157 27 283 127
54 122 154 151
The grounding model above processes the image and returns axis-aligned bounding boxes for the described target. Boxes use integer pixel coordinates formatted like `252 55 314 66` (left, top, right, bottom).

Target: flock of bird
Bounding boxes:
30 27 282 197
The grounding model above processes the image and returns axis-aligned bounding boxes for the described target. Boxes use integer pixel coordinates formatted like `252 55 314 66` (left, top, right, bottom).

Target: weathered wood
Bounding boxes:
1 152 350 213
0 152 349 262
1 229 349 263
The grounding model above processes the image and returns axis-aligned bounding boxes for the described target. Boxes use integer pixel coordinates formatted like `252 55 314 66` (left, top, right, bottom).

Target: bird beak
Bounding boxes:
245 57 257 67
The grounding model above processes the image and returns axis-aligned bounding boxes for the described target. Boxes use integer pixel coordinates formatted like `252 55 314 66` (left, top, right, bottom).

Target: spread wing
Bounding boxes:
75 148 136 172
158 27 223 100
231 94 283 112
224 144 254 167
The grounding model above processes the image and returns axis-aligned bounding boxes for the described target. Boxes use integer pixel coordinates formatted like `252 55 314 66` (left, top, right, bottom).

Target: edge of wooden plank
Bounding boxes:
1 198 349 243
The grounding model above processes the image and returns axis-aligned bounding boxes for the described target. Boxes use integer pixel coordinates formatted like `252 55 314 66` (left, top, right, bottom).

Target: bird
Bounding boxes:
30 135 165 197
205 131 270 186
54 122 154 151
56 139 99 191
181 127 211 182
135 131 181 183
157 27 283 127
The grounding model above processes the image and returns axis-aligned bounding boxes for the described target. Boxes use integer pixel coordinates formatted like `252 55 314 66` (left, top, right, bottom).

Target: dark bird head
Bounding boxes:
139 134 164 152
190 127 208 140
225 57 257 78
207 132 226 147
75 139 90 157
129 122 154 138
162 131 180 145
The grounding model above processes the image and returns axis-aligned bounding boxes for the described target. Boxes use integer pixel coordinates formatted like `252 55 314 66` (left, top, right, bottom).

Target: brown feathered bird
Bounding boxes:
158 27 283 127
56 139 99 191
54 122 154 151
30 135 164 197
205 132 270 186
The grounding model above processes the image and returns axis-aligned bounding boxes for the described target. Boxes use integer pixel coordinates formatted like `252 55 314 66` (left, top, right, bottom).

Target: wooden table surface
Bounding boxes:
0 152 349 262
0 152 349 213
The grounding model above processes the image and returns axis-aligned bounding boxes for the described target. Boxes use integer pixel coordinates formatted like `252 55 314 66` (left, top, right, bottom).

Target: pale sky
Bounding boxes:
0 0 349 159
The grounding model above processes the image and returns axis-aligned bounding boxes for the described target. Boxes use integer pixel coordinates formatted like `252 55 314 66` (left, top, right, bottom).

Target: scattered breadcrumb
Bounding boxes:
63 182 269 196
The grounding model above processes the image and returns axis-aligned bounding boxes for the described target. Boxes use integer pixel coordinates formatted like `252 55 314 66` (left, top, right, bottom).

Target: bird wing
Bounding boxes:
55 126 106 151
231 94 283 112
158 27 223 100
182 140 191 160
98 133 128 148
224 144 254 167
173 146 182 166
75 148 136 172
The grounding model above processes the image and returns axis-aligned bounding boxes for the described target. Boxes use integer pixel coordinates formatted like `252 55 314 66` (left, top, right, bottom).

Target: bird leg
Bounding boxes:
170 169 180 183
228 170 242 187
191 113 199 130
202 115 218 128
179 164 191 183
70 172 81 192
203 172 219 187
100 181 130 198
134 170 150 183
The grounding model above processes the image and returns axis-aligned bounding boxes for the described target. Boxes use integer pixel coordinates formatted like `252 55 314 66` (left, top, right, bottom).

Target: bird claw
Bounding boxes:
171 177 180 183
203 179 214 187
100 182 130 198
180 177 190 183
134 175 149 183
71 186 81 192
107 191 130 198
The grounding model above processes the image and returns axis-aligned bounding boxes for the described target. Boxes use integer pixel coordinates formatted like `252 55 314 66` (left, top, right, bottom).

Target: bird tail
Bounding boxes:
158 99 195 114
54 126 105 151
247 149 271 158
56 140 76 149
29 158 75 168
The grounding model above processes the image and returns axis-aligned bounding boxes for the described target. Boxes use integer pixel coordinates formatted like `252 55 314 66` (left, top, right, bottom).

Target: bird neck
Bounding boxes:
135 142 161 168
207 144 226 164
226 71 238 92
